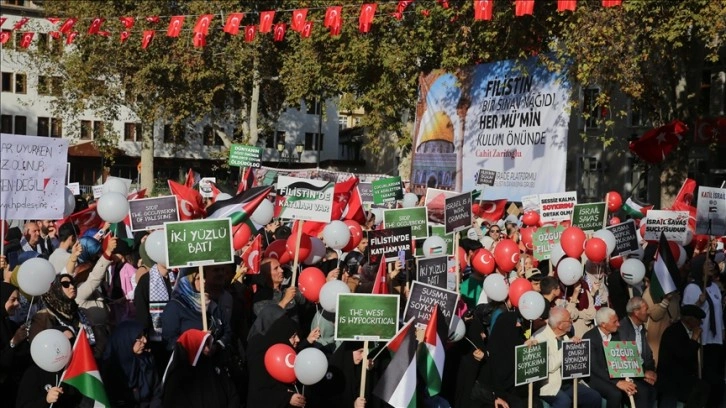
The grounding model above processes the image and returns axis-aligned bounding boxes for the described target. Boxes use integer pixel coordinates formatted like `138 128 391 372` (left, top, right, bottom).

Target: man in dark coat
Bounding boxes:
617 296 656 407
657 304 710 407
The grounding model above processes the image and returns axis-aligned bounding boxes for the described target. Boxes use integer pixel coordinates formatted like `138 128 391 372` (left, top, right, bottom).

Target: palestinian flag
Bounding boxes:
622 196 653 219
206 185 272 225
372 320 417 408
418 304 447 396
650 232 680 303
61 329 110 407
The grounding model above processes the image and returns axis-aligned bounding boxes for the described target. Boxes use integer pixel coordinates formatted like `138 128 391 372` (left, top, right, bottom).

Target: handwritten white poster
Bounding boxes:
1 134 69 219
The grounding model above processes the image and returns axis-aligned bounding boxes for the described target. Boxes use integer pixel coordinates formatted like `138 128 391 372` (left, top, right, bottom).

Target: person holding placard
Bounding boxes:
617 297 657 407
582 307 640 408
532 307 601 408
253 258 305 322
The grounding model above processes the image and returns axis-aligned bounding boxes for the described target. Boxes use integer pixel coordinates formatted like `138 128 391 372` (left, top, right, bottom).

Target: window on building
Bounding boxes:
93 121 105 139
51 118 62 137
582 88 600 129
80 120 93 140
274 131 285 148
1 72 12 92
38 75 50 95
353 117 362 127
37 33 48 51
699 70 711 116
124 122 141 141
338 116 348 130
3 0 27 6
14 32 25 51
304 132 323 151
627 99 650 128
163 124 181 143
306 99 321 115
1 115 13 133
203 126 214 146
37 117 50 136
14 116 26 135
50 76 63 96
15 73 27 94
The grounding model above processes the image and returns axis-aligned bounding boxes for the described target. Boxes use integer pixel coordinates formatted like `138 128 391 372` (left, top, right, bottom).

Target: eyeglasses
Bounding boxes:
489 229 501 234
60 281 76 288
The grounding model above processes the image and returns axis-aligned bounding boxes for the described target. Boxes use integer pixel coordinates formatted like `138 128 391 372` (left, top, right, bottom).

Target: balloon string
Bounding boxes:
294 384 300 394
315 303 322 329
25 296 34 325
464 336 478 349
302 385 305 396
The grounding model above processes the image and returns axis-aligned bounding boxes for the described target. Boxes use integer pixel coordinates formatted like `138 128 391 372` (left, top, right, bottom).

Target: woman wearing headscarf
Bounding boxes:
101 320 161 407
252 258 305 321
1 282 31 405
160 270 231 353
134 260 173 374
161 329 239 408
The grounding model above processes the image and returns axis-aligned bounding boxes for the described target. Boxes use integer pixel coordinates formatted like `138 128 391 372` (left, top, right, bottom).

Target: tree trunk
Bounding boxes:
140 123 155 194
249 63 260 147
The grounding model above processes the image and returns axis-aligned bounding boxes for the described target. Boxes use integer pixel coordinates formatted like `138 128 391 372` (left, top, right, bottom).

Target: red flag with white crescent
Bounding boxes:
87 18 105 35
324 6 342 28
273 23 286 42
358 4 377 33
141 30 154 49
59 18 78 34
119 16 135 29
290 9 308 32
244 25 257 42
224 13 244 35
515 0 535 17
167 16 185 37
169 180 206 220
193 14 214 35
259 11 275 33
242 234 262 274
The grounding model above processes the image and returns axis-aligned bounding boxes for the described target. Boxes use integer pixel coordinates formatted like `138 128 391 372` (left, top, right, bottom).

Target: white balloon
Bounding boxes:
250 199 274 226
63 188 76 217
103 177 128 195
593 229 616 256
422 235 447 258
550 242 566 267
145 230 168 266
294 347 329 385
518 290 546 321
319 280 350 313
477 287 489 305
480 236 495 250
483 274 508 302
97 192 130 223
31 329 72 372
401 193 419 208
449 315 466 342
682 229 693 246
557 257 583 286
621 258 646 286
17 258 56 296
369 208 383 225
676 244 686 268
322 220 351 250
304 237 326 265
216 192 233 201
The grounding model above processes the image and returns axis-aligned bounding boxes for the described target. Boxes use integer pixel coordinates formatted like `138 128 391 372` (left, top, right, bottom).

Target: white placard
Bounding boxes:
66 182 80 195
276 176 334 222
199 177 216 198
644 210 689 242
538 191 577 223
0 134 69 219
92 185 104 199
696 186 726 236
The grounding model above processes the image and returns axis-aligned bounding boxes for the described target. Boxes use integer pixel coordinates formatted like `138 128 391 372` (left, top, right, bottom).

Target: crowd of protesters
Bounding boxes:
1 184 725 408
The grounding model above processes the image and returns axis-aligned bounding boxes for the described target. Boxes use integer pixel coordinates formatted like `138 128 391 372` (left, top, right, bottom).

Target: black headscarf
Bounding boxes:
1 282 18 318
102 320 157 402
41 274 78 322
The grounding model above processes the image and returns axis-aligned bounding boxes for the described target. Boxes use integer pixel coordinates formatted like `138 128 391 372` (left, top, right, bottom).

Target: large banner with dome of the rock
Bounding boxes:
410 57 572 201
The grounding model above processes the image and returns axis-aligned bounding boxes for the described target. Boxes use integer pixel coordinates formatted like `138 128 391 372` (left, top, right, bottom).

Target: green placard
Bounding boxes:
165 218 234 268
571 202 606 231
228 144 262 168
515 343 548 386
603 341 643 378
384 207 429 239
335 293 400 341
532 224 566 261
372 176 403 204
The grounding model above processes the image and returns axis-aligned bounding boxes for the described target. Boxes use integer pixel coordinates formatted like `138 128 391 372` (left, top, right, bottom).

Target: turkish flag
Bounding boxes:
50 31 61 40
146 16 160 23
127 189 147 201
300 21 313 38
184 168 195 188
371 258 390 294
437 0 450 9
242 234 262 274
290 8 308 32
671 178 697 231
60 205 104 236
558 0 577 12
324 6 342 28
192 32 206 48
167 16 185 37
298 177 364 237
169 180 206 220
602 0 622 7
0 31 10 45
244 25 256 42
13 17 29 31
515 0 535 16
119 16 135 29
396 1 413 15
120 31 131 44
273 23 286 42
193 14 214 35
47 17 61 25
474 0 494 20
141 30 154 49
0 17 6 28
224 13 244 35
66 32 78 45
329 20 342 36
628 120 688 164
87 17 105 35
237 167 255 194
259 11 275 33
98 30 110 37
59 18 78 34
358 4 377 33
477 199 508 223
693 117 726 145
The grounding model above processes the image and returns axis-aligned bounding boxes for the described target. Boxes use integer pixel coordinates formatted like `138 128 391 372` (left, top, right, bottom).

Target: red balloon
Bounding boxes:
471 203 481 217
561 226 586 258
264 343 297 383
522 211 540 226
607 191 622 212
471 248 496 275
694 235 710 251
509 278 533 308
609 256 624 270
298 267 327 302
342 220 364 252
609 216 621 226
639 223 649 242
457 246 468 271
232 223 252 251
559 220 571 229
584 238 608 263
493 239 520 272
265 239 292 264
286 233 312 263
519 227 536 252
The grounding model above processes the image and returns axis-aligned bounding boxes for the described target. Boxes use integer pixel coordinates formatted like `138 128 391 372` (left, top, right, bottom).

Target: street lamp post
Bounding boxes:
277 142 305 164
